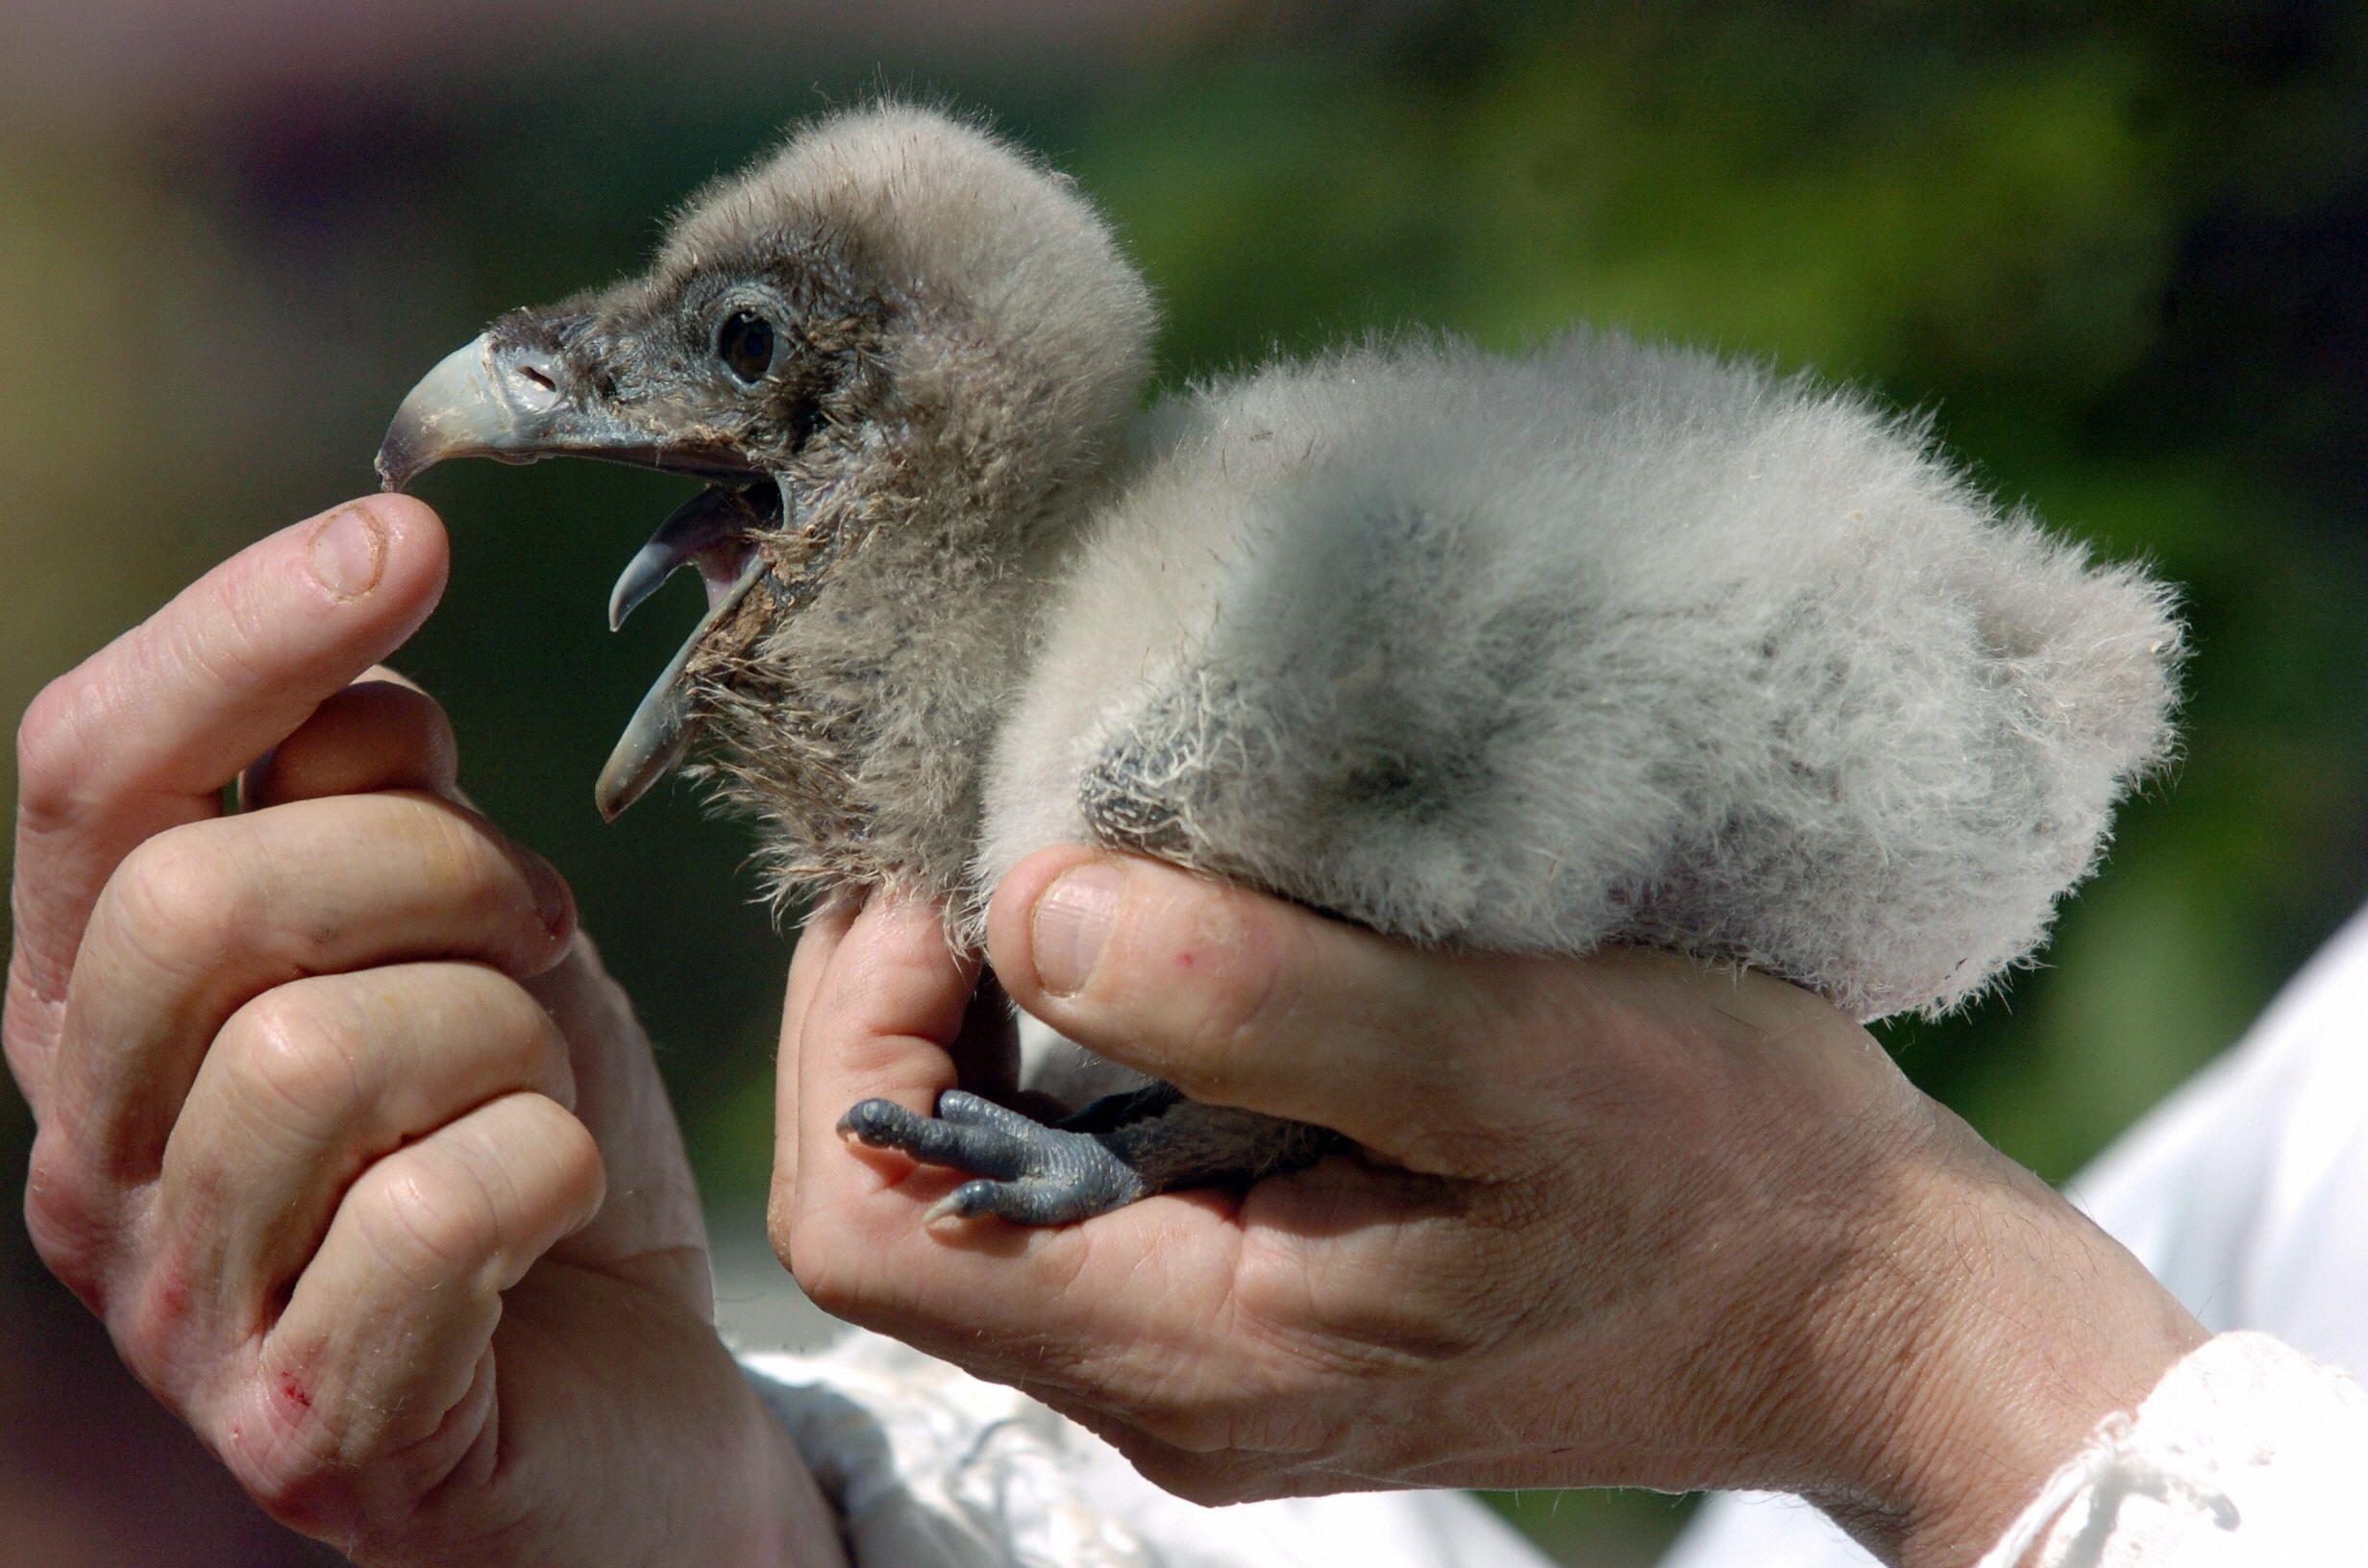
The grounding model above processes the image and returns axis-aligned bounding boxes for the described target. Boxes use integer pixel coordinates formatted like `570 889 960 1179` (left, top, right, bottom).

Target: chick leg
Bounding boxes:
839 1086 1337 1225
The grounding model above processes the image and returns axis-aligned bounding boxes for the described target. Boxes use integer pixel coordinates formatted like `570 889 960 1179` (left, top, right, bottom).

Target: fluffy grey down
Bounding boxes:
984 330 2183 1021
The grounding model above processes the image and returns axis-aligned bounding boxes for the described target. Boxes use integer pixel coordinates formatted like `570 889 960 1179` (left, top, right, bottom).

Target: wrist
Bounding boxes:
1794 1111 2205 1566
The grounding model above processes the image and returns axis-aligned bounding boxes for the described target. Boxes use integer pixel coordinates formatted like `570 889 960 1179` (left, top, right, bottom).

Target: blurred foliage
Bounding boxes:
4 2 2367 1564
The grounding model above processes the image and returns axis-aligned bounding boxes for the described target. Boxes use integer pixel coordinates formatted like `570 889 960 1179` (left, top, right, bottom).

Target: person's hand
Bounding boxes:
6 499 843 1568
773 850 2207 1568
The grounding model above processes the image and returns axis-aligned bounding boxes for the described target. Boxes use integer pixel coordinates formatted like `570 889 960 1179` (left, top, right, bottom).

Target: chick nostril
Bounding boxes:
504 353 564 412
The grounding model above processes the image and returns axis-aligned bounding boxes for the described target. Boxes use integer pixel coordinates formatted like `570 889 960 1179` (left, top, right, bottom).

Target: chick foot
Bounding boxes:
838 1085 1337 1225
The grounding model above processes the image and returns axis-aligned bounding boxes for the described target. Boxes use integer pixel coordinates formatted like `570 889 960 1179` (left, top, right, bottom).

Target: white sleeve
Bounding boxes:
738 1330 1551 1568
1976 1332 2368 1568
1664 902 2368 1568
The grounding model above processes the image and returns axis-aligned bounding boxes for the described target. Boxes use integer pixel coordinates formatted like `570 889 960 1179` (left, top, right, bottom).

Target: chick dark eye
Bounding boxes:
717 311 776 384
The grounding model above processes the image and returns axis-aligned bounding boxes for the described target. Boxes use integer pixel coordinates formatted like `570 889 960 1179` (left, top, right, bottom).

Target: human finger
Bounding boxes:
240 672 458 808
241 656 708 1292
781 893 974 1251
985 848 1528 1164
49 792 573 1187
239 664 707 1300
243 1091 603 1482
8 497 447 1096
770 893 862 1218
152 963 576 1343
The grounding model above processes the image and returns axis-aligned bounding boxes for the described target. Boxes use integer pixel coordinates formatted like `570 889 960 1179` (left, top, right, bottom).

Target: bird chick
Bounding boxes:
381 103 2183 1226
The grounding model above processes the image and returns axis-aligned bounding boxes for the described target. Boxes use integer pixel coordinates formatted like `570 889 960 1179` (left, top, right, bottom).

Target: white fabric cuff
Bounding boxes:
1980 1331 2368 1568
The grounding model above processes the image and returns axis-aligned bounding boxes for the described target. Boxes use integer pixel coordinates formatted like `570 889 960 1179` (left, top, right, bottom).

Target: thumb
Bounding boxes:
983 847 1508 1163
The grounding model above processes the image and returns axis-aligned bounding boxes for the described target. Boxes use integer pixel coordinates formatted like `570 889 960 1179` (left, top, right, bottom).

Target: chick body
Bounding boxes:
987 332 2180 1020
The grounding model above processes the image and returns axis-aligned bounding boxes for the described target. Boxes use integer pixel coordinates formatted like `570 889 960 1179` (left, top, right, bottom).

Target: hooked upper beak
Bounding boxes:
376 332 754 492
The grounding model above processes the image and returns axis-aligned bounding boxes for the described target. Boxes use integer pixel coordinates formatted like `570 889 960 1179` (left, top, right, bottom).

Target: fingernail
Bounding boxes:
518 848 575 938
308 504 386 600
1031 862 1121 997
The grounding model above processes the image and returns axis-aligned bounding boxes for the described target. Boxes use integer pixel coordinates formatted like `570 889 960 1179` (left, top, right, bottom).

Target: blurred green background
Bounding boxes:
4 2 2364 1563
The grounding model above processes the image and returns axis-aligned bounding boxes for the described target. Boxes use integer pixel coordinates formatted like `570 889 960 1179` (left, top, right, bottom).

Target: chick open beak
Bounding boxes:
378 332 783 821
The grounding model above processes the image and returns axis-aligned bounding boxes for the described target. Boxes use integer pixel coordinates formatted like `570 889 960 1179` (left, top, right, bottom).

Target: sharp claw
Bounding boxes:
926 1182 998 1225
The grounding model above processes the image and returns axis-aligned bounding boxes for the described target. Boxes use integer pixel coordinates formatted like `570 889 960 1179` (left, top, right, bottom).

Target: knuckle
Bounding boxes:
347 1096 599 1294
1119 1439 1209 1498
413 795 495 871
1123 1377 1302 1461
186 569 280 695
105 828 246 979
222 987 364 1133
23 1131 111 1302
115 1241 206 1383
14 673 97 825
1166 1468 1266 1507
353 1147 498 1289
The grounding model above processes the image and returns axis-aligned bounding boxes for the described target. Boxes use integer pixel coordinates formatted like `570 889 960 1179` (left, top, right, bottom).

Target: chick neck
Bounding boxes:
694 316 1138 915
